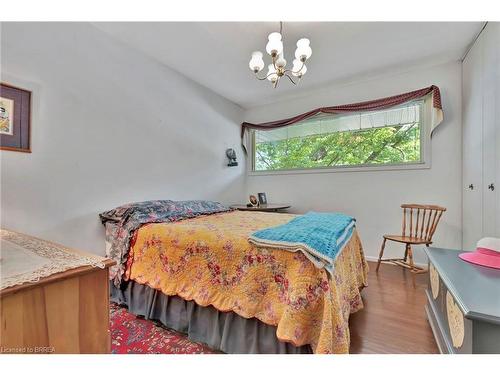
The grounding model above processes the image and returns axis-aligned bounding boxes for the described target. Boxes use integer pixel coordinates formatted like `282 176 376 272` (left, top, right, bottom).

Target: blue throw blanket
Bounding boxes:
248 212 355 275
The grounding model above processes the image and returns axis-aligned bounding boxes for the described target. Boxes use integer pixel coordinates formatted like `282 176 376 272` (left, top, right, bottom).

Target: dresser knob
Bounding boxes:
468 184 474 190
488 183 495 191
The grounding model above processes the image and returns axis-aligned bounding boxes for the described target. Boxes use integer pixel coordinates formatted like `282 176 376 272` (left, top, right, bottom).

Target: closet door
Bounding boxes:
462 33 484 250
495 23 500 238
482 23 499 237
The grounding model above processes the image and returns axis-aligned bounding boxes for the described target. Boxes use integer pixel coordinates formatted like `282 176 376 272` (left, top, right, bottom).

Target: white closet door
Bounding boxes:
462 34 484 250
495 23 500 238
482 24 498 237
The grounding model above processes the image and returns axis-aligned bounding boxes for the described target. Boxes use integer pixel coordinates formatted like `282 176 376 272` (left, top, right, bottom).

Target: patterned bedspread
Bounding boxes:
100 200 231 285
125 210 369 354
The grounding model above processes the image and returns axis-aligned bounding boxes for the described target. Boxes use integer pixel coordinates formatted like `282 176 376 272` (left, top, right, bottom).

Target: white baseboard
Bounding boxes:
364 255 427 268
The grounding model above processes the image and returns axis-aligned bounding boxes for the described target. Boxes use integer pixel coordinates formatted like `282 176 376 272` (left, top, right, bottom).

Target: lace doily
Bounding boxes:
1 229 106 290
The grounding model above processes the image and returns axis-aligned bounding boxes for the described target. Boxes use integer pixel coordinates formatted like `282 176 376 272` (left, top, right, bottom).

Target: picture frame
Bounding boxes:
249 195 259 207
258 192 267 205
0 82 31 153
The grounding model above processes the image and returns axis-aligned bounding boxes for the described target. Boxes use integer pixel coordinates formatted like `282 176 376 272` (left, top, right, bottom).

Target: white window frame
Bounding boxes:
248 97 432 176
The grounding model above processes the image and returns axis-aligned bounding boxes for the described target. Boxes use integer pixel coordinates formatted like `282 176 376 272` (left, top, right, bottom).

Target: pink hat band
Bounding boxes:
459 238 500 270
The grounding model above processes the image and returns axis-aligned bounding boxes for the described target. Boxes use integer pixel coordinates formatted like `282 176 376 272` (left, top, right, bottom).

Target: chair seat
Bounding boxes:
383 235 432 245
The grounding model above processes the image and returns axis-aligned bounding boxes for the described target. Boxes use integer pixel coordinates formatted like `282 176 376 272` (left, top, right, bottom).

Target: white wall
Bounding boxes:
0 23 246 255
0 23 464 264
243 62 463 264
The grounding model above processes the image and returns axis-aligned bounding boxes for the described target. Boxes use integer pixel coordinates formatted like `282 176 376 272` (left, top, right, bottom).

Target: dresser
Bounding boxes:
425 247 500 353
0 230 115 354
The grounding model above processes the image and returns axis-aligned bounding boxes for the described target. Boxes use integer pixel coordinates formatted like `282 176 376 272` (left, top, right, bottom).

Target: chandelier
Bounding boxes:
248 22 312 88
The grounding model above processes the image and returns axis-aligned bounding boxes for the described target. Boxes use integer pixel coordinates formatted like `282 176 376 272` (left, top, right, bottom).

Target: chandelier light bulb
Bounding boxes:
292 59 307 76
266 32 283 56
275 55 287 69
249 51 265 72
295 38 312 61
267 64 277 81
300 64 307 76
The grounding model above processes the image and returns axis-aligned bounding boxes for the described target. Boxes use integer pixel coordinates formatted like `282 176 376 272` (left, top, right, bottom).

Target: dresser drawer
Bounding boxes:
426 262 473 353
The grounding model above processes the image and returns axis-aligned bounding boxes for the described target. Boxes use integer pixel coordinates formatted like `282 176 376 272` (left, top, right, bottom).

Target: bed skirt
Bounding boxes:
110 280 312 354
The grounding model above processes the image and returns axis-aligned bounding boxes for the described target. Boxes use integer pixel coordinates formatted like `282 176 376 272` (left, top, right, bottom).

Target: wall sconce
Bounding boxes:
226 148 238 167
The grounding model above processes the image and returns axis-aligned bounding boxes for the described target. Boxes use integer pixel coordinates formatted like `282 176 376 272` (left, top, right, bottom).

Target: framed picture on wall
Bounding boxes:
0 83 31 153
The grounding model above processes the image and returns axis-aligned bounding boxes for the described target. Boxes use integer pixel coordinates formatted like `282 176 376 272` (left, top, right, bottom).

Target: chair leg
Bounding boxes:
404 246 409 262
407 244 414 269
376 238 387 272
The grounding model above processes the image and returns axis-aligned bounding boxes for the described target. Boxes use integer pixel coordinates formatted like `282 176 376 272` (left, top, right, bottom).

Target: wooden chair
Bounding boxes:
376 204 446 274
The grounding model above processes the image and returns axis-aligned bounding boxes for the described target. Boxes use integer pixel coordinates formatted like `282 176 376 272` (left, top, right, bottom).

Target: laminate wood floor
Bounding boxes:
349 261 439 354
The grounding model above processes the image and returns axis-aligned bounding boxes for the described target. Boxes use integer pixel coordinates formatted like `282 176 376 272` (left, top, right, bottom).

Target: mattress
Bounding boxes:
124 210 368 353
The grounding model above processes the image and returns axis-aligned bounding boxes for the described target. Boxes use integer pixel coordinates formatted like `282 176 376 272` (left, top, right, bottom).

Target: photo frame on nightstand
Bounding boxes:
258 193 267 205
249 195 259 207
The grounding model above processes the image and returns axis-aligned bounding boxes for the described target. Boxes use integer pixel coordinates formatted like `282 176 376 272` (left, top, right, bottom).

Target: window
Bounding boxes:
252 100 427 172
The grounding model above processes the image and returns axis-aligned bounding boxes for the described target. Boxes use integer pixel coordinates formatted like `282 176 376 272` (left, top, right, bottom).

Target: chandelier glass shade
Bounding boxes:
249 22 312 88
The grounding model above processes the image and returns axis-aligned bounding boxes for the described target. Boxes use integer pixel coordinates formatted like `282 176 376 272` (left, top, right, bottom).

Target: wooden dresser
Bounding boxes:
0 232 115 354
425 247 500 353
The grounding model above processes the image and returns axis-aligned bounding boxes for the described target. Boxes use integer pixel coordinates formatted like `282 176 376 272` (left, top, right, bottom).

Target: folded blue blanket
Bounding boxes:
248 212 355 275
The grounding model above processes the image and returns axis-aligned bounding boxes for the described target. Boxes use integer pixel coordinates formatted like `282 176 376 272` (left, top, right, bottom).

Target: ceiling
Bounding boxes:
93 22 483 108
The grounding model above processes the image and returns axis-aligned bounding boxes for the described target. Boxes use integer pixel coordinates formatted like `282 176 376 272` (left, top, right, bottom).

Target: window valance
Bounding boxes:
241 85 443 152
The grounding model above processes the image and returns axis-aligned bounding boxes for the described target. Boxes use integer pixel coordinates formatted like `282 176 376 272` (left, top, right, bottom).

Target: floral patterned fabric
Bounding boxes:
99 200 231 285
126 211 369 354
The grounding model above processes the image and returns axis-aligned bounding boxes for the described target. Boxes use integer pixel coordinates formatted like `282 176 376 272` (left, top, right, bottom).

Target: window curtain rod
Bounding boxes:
241 85 443 152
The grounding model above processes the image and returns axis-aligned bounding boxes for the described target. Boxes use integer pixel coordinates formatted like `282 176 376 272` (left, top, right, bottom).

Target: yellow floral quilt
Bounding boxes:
126 210 369 353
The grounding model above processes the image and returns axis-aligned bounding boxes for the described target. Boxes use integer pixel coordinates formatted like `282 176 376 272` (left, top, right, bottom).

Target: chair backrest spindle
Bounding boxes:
415 208 420 238
419 209 427 239
409 208 413 237
428 211 438 240
402 207 407 237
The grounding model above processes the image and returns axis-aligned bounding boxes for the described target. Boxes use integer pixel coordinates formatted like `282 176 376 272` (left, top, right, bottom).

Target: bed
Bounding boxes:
107 207 368 354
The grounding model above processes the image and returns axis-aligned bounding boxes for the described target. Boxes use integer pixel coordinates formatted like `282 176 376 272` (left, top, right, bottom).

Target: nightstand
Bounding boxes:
230 204 291 212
